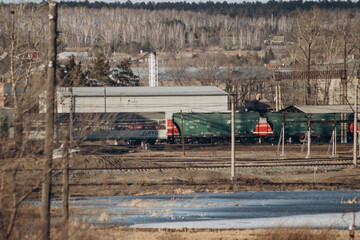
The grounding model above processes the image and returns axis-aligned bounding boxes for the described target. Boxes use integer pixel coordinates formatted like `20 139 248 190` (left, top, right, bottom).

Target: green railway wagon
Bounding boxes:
266 112 353 141
172 112 259 143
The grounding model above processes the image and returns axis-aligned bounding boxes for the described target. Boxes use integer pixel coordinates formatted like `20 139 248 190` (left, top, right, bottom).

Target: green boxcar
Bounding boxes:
173 112 259 141
266 112 353 140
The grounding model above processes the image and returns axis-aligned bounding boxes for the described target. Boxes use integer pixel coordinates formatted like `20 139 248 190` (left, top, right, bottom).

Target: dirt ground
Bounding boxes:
42 227 357 240
55 142 360 197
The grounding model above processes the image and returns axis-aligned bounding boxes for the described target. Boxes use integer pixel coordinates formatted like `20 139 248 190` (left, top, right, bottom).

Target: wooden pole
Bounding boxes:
41 2 57 240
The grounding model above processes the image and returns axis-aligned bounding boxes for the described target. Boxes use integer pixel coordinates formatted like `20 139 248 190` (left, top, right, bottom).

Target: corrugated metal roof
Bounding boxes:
280 105 354 114
58 86 228 97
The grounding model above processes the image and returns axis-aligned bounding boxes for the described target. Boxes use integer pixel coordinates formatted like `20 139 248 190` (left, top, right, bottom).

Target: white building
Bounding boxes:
47 86 228 119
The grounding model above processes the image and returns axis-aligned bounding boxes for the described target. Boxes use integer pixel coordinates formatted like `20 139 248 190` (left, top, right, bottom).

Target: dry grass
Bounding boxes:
13 218 353 240
260 228 340 240
49 227 350 240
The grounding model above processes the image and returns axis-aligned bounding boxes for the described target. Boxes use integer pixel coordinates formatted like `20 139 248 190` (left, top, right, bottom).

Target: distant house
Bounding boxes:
27 51 41 59
264 36 285 46
57 52 88 61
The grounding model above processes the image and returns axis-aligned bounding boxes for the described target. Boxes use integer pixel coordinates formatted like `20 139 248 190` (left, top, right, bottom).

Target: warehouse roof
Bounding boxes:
279 105 354 114
57 86 228 97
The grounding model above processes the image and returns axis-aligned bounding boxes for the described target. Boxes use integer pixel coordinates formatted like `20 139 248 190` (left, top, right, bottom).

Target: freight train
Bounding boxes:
167 111 354 144
0 110 356 145
168 112 264 143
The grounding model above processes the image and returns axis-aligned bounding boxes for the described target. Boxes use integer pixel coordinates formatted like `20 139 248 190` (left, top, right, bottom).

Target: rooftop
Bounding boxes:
280 105 354 114
57 86 228 97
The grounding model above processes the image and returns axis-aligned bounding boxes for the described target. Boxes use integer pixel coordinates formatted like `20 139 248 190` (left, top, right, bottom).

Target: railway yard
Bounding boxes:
71 142 360 195
9 141 360 197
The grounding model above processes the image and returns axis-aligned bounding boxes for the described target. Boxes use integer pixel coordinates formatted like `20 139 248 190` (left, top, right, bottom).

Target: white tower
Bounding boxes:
149 52 158 87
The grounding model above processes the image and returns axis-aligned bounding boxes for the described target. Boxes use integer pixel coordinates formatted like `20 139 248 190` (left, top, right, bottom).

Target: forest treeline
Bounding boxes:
53 2 360 55
58 0 360 18
2 1 359 55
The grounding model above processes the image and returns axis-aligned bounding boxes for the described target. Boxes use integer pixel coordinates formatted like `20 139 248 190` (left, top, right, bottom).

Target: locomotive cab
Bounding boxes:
350 122 359 134
253 117 273 142
166 119 180 143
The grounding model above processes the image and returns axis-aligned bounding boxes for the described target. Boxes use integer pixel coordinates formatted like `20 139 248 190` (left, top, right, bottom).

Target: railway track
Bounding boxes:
9 156 355 173
149 156 352 164
60 163 352 172
10 156 356 189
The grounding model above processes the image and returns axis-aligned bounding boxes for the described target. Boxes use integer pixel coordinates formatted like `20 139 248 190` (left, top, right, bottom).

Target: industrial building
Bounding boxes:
41 86 229 119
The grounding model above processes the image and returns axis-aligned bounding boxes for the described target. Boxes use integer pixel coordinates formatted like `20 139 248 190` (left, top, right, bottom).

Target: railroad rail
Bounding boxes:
9 156 354 172
7 156 355 188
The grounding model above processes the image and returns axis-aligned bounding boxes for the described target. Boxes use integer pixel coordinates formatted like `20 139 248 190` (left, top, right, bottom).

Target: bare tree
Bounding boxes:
167 62 191 86
0 4 48 239
0 4 47 152
287 7 324 105
196 53 226 86
56 7 272 52
314 13 339 105
332 13 359 104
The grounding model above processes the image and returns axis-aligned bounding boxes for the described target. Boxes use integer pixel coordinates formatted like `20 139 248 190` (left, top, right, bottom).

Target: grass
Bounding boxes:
260 228 340 240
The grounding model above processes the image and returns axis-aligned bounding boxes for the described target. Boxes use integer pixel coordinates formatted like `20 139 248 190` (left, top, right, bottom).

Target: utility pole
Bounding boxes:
180 110 185 156
62 87 72 240
231 94 235 181
274 71 283 111
104 85 106 113
275 73 280 111
354 76 359 167
278 79 282 110
341 70 348 143
306 115 311 158
280 114 286 157
41 2 57 240
275 82 279 112
69 87 73 147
